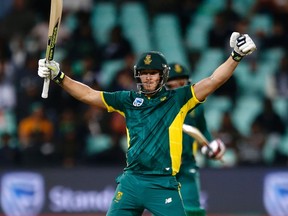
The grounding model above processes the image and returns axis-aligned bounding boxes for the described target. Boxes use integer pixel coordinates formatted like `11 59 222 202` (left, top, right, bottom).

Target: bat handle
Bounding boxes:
41 77 50 98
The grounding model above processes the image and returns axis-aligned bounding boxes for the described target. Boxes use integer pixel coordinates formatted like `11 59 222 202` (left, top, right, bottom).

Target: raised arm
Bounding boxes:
38 59 106 109
194 57 238 101
194 32 256 101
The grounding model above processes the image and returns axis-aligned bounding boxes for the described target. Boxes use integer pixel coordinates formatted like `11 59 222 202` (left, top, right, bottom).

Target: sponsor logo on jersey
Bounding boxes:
264 172 288 215
1 172 44 216
165 197 172 204
133 98 144 107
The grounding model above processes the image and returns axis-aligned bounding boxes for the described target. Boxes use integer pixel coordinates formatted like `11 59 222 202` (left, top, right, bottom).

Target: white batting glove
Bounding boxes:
201 139 226 160
230 32 256 62
38 59 65 84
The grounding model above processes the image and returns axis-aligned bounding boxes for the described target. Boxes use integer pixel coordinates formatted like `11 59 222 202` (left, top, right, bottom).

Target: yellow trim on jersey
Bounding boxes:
101 92 125 116
169 122 183 176
191 85 206 103
190 86 203 156
193 140 198 155
101 92 130 149
126 127 130 148
169 92 199 175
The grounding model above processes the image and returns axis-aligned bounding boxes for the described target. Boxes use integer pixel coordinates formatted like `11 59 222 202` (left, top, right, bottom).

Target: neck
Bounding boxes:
145 92 156 97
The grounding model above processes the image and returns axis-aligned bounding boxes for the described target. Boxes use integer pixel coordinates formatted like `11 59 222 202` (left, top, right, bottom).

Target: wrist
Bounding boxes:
231 50 243 62
53 71 65 84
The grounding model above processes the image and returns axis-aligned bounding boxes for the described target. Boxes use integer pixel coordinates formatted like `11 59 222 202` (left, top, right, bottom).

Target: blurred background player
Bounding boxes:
166 63 212 216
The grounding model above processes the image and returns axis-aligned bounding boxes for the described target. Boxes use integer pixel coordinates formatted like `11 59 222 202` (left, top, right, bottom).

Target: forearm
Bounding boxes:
38 59 106 108
194 56 238 101
210 56 239 86
60 75 106 108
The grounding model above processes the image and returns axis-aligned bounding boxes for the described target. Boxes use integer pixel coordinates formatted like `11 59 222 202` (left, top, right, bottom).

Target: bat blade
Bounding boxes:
182 124 225 163
182 124 209 145
41 0 63 99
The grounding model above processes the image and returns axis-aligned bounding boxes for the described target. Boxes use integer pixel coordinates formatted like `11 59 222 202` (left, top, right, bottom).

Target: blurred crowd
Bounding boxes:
0 0 288 168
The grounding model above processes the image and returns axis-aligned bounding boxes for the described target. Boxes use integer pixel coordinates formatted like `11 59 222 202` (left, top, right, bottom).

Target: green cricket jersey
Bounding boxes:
101 85 201 176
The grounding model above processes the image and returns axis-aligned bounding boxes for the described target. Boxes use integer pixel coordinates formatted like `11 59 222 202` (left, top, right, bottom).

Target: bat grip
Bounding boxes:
41 77 50 98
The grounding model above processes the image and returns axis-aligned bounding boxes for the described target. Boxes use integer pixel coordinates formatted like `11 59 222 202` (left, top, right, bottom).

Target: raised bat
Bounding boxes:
41 0 63 98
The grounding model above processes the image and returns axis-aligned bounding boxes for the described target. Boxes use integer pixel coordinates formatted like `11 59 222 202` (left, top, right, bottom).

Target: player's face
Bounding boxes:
166 78 188 90
139 70 160 92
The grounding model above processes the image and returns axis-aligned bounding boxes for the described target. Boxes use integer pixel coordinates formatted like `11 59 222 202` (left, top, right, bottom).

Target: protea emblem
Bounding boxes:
174 64 183 73
144 55 152 65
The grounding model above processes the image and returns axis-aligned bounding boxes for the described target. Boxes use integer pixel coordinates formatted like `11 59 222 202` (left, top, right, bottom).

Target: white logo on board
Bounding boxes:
1 172 44 216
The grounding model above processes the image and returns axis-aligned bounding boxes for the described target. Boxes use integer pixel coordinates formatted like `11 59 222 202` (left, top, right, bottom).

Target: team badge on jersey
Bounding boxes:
114 191 123 203
133 98 144 107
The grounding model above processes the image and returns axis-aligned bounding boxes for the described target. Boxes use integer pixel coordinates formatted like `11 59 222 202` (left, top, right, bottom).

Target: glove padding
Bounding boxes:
230 32 256 61
38 59 64 84
201 139 225 160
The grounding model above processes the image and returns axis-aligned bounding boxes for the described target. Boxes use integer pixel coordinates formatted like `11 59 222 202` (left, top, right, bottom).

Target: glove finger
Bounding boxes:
38 73 50 78
242 47 253 54
239 43 249 53
201 146 209 155
38 73 49 78
230 32 240 48
46 61 59 72
239 41 252 53
38 59 46 67
242 43 256 54
241 36 256 53
38 67 50 78
206 139 226 160
38 66 50 73
214 139 225 159
47 65 56 71
236 35 246 47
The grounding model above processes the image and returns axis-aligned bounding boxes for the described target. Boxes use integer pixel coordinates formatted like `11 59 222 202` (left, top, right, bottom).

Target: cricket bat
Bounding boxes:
182 124 225 163
41 0 63 99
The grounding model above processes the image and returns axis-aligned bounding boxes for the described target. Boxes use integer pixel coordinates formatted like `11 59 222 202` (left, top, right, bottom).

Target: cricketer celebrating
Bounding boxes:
38 32 256 216
166 63 218 216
